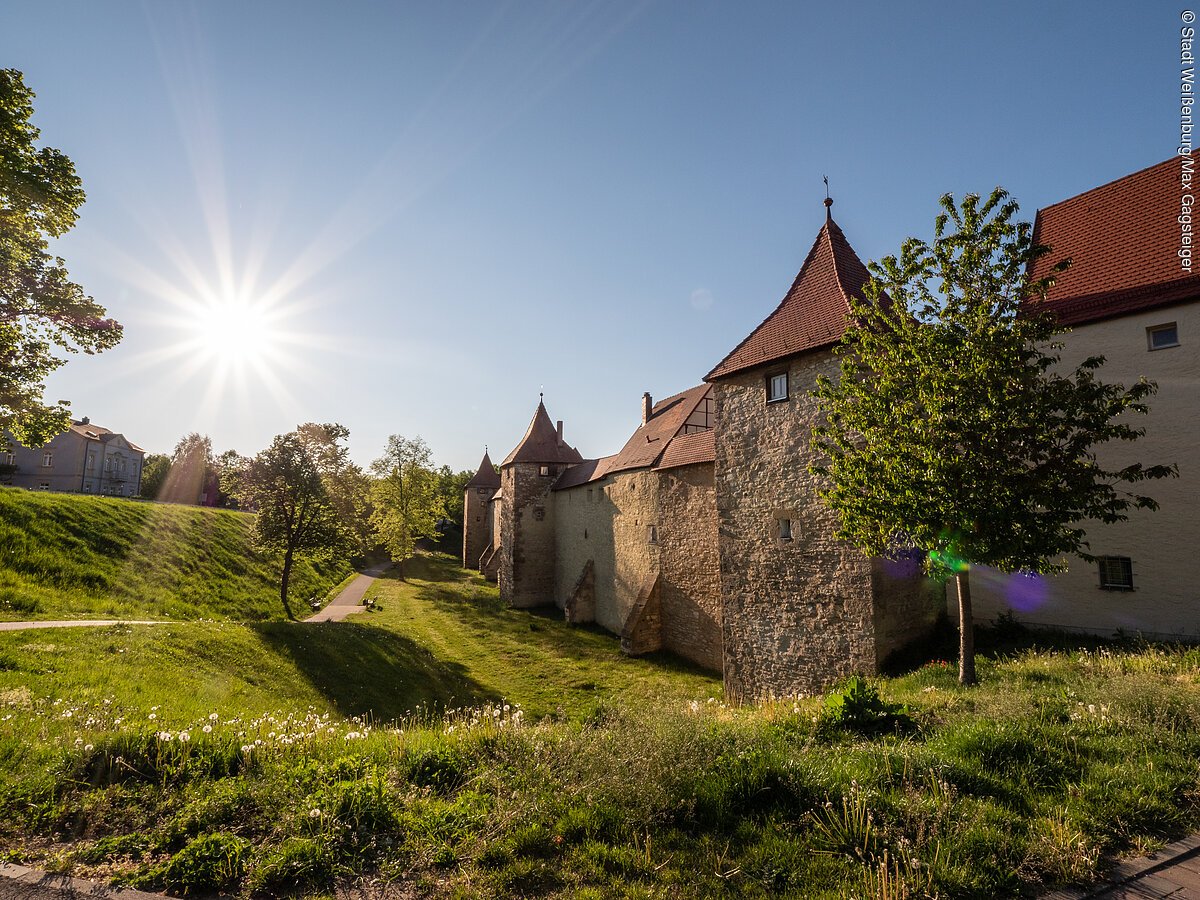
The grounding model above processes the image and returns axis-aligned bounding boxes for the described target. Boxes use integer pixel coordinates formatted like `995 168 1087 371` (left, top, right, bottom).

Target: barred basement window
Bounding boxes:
766 371 789 403
1147 322 1179 351
1098 556 1134 590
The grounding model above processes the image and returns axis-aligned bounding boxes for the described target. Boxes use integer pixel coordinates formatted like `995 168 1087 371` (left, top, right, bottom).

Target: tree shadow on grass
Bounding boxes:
249 620 500 722
397 553 718 682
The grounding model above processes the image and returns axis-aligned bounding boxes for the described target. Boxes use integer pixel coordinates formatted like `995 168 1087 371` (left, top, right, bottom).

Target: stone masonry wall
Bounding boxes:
500 463 560 608
603 469 662 637
462 486 493 570
715 350 879 702
553 482 616 623
657 463 722 671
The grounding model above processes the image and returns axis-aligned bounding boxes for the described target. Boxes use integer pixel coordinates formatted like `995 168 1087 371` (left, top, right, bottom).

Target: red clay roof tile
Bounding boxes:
705 217 873 380
465 450 501 489
605 384 712 475
654 429 715 470
501 400 585 466
1028 156 1200 326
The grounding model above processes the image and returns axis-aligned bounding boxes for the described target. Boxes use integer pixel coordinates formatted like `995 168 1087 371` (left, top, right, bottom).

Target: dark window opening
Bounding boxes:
1098 556 1134 590
1147 323 1180 351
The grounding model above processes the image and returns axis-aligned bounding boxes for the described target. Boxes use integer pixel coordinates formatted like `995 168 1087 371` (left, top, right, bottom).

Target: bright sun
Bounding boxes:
191 299 276 366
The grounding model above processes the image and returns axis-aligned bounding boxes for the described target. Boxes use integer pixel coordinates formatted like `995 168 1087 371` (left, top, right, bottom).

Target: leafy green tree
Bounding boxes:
369 435 445 578
161 432 212 505
813 189 1175 685
0 69 121 447
139 453 171 499
227 431 347 619
297 422 371 554
433 464 474 549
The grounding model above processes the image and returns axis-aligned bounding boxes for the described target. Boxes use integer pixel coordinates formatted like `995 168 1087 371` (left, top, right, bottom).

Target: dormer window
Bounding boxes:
767 371 789 403
1147 322 1179 351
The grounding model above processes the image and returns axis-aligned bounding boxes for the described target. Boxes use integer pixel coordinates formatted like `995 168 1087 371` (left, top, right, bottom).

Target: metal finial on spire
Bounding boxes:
823 175 833 220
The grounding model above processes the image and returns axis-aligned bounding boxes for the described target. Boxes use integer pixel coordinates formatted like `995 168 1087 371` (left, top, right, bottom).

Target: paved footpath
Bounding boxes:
304 564 391 623
0 619 162 632
1043 834 1200 899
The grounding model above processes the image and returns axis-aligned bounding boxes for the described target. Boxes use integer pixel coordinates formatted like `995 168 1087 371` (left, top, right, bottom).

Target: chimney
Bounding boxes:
81 416 90 426
556 420 564 446
641 392 653 424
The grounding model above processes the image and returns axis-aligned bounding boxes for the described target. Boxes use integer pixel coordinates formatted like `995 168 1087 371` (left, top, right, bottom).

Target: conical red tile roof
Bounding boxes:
501 400 585 466
465 450 501 489
706 217 873 381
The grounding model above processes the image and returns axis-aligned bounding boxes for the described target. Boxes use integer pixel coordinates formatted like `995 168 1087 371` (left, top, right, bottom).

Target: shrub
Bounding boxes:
246 837 337 897
156 832 251 895
820 677 915 735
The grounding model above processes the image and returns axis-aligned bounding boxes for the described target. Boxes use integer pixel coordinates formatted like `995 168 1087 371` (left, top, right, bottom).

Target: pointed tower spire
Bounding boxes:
465 449 501 489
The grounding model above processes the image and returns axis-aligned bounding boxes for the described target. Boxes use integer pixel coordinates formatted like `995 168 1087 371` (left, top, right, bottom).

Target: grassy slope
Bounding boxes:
0 553 717 725
0 553 1198 897
0 488 352 620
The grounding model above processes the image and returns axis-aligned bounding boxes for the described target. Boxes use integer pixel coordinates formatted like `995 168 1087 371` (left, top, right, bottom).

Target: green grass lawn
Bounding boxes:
0 488 351 621
0 550 1198 898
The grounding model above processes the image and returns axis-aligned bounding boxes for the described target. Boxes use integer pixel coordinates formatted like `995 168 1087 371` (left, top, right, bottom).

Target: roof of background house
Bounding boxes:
1028 156 1200 326
501 399 585 466
604 384 711 475
465 450 501 490
553 456 615 490
552 385 714 491
68 421 145 453
654 429 715 470
706 213 873 381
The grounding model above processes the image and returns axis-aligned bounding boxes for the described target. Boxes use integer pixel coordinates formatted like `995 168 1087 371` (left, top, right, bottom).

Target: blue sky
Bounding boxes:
0 1 1176 471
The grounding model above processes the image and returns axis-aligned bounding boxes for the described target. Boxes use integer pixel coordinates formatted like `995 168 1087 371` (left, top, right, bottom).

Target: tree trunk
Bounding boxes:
281 546 296 620
956 568 976 686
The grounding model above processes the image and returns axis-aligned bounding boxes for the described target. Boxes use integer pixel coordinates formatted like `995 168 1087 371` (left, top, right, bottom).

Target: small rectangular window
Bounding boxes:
3 453 13 466
779 518 793 541
1098 556 1134 590
1147 323 1179 350
41 452 53 467
539 465 555 477
767 371 789 403
647 525 658 544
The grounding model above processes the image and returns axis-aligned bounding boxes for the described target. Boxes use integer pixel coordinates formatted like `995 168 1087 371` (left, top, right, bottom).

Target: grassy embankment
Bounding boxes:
0 488 352 620
0 551 1198 898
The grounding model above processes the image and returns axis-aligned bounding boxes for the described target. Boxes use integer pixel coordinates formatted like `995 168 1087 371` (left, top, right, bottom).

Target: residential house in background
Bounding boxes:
970 157 1200 640
1 418 145 497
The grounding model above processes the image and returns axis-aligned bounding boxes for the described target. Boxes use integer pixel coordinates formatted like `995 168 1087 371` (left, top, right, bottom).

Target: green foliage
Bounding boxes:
245 836 338 896
813 188 1174 576
228 429 352 618
369 435 446 572
138 453 170 500
0 69 122 446
0 488 350 620
820 676 915 734
813 189 1175 683
153 832 250 894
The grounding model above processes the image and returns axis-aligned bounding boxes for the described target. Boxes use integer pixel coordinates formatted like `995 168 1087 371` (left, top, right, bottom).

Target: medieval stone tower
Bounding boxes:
499 398 583 608
462 450 500 570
